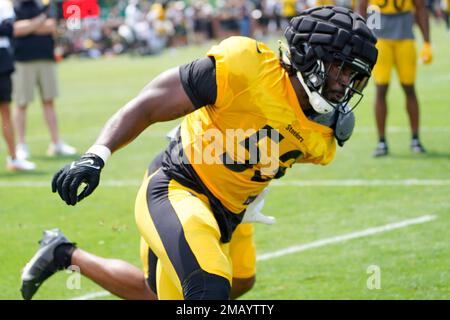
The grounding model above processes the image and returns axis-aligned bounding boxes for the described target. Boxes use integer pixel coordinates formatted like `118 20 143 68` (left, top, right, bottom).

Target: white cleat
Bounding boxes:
47 140 77 157
6 156 36 171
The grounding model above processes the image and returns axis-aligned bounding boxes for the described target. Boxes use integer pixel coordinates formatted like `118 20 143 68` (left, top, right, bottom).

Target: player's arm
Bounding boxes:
94 67 195 153
52 58 217 206
413 0 430 43
94 57 216 153
413 0 432 64
357 0 369 19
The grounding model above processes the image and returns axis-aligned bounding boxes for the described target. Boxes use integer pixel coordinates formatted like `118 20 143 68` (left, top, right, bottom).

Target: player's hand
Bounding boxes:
242 188 276 225
51 153 104 206
420 42 432 65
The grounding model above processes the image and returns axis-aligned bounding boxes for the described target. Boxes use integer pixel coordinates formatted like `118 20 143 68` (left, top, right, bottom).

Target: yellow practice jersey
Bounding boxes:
369 0 414 14
315 0 336 5
179 37 336 214
314 0 355 9
281 0 297 17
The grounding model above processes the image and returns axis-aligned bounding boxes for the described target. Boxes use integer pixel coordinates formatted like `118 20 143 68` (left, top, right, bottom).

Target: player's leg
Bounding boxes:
147 148 256 299
70 248 156 300
20 228 157 300
395 40 425 153
372 39 393 157
229 223 256 299
374 84 389 155
401 84 426 153
135 169 232 299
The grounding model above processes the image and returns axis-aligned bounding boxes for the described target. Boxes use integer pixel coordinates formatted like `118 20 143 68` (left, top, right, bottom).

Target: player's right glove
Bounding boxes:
242 188 276 225
51 153 104 206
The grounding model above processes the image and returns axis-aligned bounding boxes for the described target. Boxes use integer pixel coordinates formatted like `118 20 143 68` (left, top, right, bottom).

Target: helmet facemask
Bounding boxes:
280 40 371 115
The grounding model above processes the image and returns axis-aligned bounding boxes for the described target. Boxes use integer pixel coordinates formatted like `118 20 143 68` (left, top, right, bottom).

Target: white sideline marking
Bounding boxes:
70 214 436 300
271 179 450 187
257 214 436 261
354 126 450 133
3 179 450 188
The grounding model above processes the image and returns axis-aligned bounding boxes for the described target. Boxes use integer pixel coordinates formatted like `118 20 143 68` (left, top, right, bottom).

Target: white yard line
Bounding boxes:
271 179 450 187
354 126 450 133
257 214 436 261
70 214 436 300
3 179 450 188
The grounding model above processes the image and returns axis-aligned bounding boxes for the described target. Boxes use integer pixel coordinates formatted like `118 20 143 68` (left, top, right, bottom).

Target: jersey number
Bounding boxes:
221 125 302 182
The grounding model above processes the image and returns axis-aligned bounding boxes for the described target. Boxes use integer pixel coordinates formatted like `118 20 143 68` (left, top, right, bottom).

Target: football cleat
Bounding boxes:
373 141 388 157
411 140 426 154
21 229 73 300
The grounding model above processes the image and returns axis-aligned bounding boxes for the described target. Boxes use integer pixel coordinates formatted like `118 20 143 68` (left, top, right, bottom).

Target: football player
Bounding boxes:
22 6 377 300
359 0 432 156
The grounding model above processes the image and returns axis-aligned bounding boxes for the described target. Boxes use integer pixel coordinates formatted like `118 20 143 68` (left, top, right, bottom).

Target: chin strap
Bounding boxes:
295 70 335 114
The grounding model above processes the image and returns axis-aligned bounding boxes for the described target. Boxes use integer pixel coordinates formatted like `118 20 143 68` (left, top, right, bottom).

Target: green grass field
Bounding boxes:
1 25 449 300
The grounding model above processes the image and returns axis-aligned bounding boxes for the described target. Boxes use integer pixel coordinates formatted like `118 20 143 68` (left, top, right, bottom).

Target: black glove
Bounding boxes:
51 153 104 206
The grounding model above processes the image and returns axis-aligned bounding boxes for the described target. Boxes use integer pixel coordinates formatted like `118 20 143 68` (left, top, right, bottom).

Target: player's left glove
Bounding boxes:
420 42 433 65
242 188 276 225
51 153 104 206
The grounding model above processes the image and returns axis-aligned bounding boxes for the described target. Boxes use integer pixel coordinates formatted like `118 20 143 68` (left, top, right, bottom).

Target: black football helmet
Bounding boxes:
281 6 378 114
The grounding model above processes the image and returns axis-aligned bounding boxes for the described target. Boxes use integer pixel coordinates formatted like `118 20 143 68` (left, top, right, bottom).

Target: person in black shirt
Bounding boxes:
13 0 76 160
0 0 35 170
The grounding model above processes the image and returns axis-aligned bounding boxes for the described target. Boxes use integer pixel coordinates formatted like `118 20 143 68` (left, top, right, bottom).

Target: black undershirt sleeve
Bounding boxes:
179 56 217 109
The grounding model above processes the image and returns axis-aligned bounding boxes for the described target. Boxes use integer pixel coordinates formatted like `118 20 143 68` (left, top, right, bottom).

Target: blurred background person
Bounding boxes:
443 0 450 33
359 0 432 157
13 0 76 161
0 0 35 171
187 0 214 44
280 0 298 30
